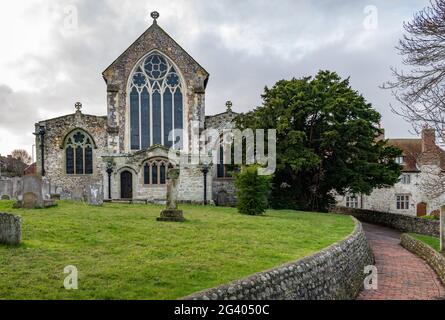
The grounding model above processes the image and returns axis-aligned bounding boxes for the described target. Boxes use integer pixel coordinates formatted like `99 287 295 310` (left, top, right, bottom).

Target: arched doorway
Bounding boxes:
416 202 427 217
120 171 133 199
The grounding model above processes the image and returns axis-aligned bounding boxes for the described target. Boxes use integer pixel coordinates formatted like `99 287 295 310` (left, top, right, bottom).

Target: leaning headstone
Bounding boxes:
157 167 185 222
87 184 104 206
0 213 21 245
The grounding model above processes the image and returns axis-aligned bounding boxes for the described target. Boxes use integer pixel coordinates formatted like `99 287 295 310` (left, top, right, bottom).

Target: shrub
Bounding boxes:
421 215 440 221
235 166 272 215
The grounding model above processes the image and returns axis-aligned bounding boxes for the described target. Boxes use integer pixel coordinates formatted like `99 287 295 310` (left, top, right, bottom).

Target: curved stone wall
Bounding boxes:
183 218 373 300
331 206 439 237
401 234 445 285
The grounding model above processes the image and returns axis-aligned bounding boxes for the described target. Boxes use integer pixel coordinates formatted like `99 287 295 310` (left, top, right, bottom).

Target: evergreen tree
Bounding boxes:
237 71 402 211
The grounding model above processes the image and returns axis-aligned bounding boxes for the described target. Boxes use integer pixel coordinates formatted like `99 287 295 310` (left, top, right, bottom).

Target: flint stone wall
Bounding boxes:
0 213 21 245
401 234 445 285
330 206 439 237
184 218 373 300
35 111 108 200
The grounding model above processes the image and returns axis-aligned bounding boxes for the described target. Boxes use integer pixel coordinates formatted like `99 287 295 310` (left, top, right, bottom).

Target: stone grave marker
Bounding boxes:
0 213 21 245
14 175 56 209
87 184 104 206
42 177 51 200
72 185 86 202
0 179 13 200
157 167 185 222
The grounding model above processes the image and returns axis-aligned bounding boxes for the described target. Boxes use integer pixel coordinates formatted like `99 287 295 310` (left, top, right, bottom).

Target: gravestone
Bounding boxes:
217 190 229 206
23 192 38 209
157 168 185 222
72 185 86 202
0 213 21 245
14 175 56 209
60 187 72 200
0 179 13 200
42 177 51 200
87 184 104 206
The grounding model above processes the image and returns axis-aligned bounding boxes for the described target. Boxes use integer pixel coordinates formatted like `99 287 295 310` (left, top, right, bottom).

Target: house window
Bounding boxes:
65 130 94 175
129 52 183 150
346 195 359 208
395 156 405 165
143 158 169 185
400 174 411 184
396 195 410 210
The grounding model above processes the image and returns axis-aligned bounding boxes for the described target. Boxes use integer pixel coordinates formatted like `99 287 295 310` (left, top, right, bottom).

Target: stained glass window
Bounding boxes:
130 87 140 150
141 87 150 149
66 146 74 174
144 163 150 184
129 52 183 150
160 164 166 184
85 146 93 174
152 165 158 185
65 130 94 175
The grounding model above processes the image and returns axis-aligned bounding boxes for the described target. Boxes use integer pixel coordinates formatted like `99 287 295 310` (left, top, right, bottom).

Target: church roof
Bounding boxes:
102 19 209 86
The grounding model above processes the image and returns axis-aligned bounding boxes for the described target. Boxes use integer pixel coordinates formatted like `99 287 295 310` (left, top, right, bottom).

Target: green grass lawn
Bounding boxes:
0 200 354 300
409 233 444 255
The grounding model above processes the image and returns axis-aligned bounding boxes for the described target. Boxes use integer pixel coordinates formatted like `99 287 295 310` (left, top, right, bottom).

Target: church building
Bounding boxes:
34 12 237 205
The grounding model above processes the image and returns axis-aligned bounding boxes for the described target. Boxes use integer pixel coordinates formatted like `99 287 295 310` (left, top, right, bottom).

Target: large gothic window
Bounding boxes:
65 130 94 175
129 52 183 150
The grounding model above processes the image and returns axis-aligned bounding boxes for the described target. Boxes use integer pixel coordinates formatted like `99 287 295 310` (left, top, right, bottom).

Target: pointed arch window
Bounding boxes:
65 130 94 175
129 52 183 151
143 158 169 185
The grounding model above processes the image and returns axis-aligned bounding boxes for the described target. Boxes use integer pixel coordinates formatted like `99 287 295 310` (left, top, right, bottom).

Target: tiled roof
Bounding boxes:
387 139 445 171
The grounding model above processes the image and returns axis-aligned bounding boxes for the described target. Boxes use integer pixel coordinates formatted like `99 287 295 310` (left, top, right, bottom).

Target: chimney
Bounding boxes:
422 128 436 152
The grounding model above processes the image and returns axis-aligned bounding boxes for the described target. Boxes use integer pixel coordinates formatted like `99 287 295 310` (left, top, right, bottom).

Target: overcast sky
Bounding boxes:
0 0 429 157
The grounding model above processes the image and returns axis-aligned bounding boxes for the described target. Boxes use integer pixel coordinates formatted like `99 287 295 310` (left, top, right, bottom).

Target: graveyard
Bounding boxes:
0 200 354 300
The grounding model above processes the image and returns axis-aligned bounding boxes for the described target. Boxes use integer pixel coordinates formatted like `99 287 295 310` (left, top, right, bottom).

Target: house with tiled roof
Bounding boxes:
336 128 445 217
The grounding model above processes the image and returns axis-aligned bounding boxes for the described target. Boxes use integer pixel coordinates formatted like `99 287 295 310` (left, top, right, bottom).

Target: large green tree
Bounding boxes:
236 70 402 211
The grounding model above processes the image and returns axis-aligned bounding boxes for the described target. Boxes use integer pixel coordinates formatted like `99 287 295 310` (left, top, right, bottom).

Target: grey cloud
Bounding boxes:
0 0 430 154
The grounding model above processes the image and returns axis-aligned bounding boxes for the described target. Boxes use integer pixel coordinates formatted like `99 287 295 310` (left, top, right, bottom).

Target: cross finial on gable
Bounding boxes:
75 102 82 112
151 11 160 24
226 101 233 112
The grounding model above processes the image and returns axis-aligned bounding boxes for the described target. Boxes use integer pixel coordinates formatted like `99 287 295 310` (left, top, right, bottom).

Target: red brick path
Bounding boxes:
357 223 445 300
